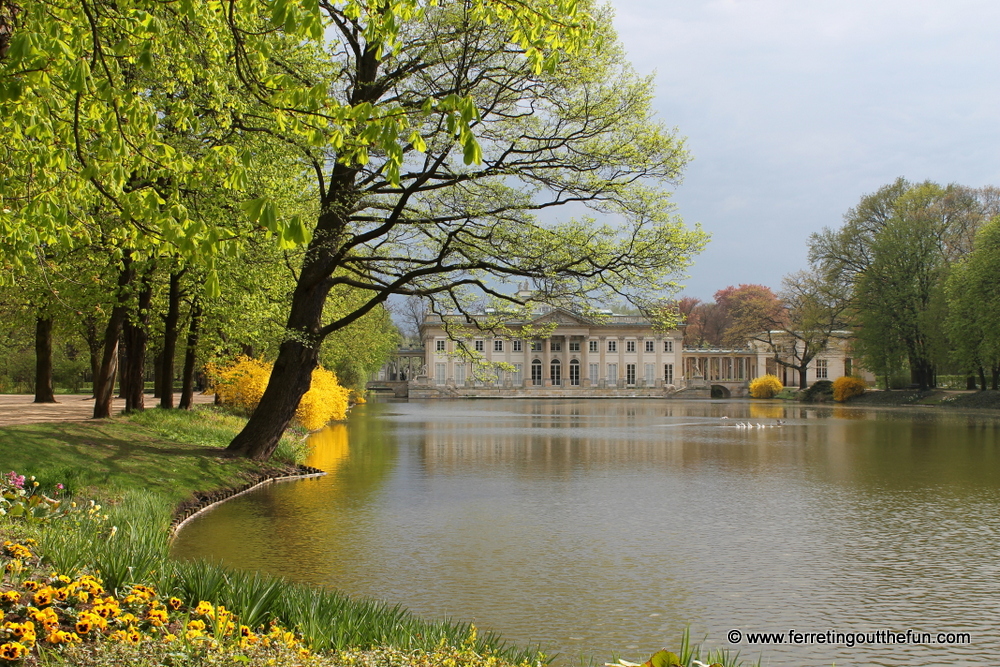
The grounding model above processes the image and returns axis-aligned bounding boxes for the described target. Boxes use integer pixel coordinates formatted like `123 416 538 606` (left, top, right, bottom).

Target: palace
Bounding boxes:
375 306 868 399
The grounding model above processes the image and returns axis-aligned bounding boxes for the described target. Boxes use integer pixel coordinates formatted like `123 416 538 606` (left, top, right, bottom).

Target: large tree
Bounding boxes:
946 216 1000 389
738 271 850 389
223 4 706 459
810 179 997 390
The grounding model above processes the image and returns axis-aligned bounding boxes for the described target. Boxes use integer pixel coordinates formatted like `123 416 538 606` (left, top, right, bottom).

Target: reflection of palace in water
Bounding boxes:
371 304 867 399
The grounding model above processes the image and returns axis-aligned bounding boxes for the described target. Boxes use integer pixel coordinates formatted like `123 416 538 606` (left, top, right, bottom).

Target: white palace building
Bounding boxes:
386 305 866 399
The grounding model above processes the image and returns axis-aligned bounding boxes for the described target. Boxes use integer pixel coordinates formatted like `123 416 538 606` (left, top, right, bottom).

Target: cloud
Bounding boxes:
609 0 1000 298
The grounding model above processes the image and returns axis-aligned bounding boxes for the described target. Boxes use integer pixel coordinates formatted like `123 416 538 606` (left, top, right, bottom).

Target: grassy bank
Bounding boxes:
0 408 306 503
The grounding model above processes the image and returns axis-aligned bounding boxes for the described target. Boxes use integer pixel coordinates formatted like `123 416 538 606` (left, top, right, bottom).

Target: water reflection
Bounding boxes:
171 399 1000 666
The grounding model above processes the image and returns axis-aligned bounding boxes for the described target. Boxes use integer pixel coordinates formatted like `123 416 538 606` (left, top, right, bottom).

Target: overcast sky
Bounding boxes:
608 0 1000 301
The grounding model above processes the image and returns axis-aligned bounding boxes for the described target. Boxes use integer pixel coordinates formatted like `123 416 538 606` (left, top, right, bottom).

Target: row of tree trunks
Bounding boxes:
30 259 206 417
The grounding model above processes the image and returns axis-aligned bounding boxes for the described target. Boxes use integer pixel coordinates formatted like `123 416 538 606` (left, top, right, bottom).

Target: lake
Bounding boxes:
171 399 1000 666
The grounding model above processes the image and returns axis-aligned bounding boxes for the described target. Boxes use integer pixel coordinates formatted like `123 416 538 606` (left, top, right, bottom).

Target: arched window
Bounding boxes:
530 359 543 386
550 358 562 386
569 359 580 386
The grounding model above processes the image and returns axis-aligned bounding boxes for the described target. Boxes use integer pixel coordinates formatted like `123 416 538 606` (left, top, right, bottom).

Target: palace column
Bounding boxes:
599 336 607 388
617 335 626 388
543 338 552 387
581 330 590 387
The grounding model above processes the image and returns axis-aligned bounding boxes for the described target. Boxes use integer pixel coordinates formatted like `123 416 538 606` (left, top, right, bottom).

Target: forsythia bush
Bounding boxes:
207 356 350 431
749 374 783 399
295 367 351 431
833 376 867 402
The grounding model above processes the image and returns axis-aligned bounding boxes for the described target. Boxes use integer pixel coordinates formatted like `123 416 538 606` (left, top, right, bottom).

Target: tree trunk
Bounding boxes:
798 366 808 390
179 300 202 410
93 254 135 419
226 221 339 458
122 274 154 413
967 375 977 390
159 269 184 408
152 350 163 398
117 344 128 398
979 367 988 392
83 317 102 397
33 316 57 403
992 365 999 391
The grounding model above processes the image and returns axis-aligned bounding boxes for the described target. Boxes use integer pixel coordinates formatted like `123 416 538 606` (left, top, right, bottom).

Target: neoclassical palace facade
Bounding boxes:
387 307 867 399
410 307 686 397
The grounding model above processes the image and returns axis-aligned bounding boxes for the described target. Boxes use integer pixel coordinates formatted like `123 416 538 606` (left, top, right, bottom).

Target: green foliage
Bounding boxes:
833 376 867 402
748 374 783 399
802 379 833 402
946 216 1000 376
810 179 1000 389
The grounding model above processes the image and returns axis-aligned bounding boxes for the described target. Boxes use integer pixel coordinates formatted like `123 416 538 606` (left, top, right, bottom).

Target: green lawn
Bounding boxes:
0 408 304 504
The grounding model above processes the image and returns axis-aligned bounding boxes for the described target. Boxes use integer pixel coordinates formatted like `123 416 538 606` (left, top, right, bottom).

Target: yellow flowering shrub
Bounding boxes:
206 356 350 431
296 367 351 431
833 375 867 402
749 374 783 399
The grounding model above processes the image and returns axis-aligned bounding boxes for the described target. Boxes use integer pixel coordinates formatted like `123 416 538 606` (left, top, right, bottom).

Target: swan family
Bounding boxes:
719 418 785 429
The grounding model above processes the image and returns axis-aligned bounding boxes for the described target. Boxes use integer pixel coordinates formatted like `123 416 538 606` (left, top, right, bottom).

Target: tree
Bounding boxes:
718 284 785 348
223 4 706 459
742 271 850 390
946 216 1000 389
810 179 997 390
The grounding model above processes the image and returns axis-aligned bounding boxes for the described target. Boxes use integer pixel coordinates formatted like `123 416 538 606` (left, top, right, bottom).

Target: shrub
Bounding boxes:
803 380 834 402
833 376 867 402
206 356 350 431
749 374 783 399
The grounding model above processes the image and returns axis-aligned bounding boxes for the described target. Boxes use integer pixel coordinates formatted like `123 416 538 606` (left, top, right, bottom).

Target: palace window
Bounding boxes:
512 363 523 385
531 359 543 385
513 340 522 352
589 340 598 353
436 340 446 352
663 364 674 385
815 358 828 379
607 363 618 384
494 340 504 352
569 359 581 386
608 340 617 353
569 341 580 352
435 363 446 385
645 340 655 353
626 340 636 353
663 340 673 353
455 363 466 385
589 363 599 385
531 341 543 351
474 340 485 352
550 341 562 352
550 358 562 386
626 363 636 386
645 363 655 385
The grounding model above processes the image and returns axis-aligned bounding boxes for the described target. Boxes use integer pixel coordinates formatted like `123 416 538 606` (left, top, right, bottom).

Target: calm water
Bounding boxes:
171 399 1000 666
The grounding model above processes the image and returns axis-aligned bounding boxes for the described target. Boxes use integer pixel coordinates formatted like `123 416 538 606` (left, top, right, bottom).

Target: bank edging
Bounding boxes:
169 464 326 538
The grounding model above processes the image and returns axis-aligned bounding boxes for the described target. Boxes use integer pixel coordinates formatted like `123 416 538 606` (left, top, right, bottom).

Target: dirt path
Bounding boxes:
0 393 215 427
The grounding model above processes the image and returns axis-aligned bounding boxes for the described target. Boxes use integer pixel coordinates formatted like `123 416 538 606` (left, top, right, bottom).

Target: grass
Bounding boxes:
0 408 305 502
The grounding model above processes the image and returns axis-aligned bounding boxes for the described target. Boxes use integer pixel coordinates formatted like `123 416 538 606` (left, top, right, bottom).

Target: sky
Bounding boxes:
608 0 1000 301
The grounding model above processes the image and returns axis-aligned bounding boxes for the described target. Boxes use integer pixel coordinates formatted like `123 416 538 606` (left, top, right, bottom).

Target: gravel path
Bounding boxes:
0 393 215 427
